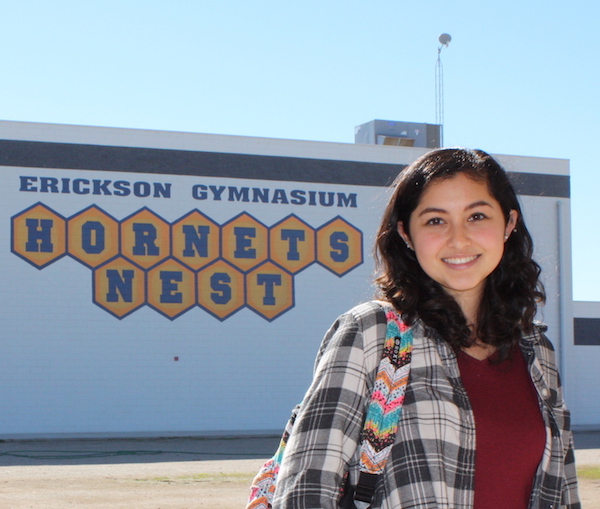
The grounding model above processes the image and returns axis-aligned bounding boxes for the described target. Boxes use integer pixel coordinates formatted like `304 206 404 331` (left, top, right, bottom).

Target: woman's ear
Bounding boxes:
397 221 413 250
504 210 518 240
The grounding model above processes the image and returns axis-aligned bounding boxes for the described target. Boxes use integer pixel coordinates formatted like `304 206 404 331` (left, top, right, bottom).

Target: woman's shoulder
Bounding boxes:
346 299 387 319
520 320 556 354
343 300 407 330
325 301 388 342
314 301 391 377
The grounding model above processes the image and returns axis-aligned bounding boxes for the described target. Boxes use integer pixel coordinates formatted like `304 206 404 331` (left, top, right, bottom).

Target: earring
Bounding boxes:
504 234 509 241
405 242 413 250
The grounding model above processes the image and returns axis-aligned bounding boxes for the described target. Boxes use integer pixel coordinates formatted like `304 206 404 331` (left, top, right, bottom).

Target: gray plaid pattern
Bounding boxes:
273 301 580 509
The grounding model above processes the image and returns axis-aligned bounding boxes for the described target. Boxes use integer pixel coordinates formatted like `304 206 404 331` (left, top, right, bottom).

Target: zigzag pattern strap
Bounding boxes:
359 305 413 475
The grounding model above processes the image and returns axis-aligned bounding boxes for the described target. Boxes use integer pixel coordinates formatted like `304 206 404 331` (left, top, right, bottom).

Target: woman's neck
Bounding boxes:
447 284 484 326
456 296 480 329
451 290 498 360
461 341 497 360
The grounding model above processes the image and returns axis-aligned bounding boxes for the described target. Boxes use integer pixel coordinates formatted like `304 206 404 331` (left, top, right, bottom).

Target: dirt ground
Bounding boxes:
0 459 263 508
0 435 598 508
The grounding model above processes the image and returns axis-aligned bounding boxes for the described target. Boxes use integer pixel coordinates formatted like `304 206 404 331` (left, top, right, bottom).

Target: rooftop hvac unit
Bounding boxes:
355 120 440 148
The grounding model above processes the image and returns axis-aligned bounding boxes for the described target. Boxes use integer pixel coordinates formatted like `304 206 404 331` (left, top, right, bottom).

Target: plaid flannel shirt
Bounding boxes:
273 301 580 509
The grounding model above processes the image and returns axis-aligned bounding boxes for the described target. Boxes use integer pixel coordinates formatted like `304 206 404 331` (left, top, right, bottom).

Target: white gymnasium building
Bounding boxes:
1 119 598 438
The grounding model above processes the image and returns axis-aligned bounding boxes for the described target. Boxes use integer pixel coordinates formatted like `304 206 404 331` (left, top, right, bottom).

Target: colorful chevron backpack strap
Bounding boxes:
354 304 413 504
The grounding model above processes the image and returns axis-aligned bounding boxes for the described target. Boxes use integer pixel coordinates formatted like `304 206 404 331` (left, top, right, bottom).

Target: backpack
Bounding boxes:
247 303 413 509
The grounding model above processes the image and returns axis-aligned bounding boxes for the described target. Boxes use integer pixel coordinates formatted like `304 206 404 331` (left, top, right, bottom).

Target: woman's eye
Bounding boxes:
469 212 487 221
425 217 444 226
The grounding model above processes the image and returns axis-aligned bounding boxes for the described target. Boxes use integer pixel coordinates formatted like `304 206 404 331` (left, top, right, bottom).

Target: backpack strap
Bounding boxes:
354 304 413 505
247 404 300 509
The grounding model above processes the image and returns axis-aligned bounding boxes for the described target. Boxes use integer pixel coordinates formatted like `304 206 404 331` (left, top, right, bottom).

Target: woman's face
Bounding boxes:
398 173 517 312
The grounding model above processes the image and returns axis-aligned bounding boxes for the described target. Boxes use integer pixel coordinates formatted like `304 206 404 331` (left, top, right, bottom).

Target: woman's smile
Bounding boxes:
442 254 480 266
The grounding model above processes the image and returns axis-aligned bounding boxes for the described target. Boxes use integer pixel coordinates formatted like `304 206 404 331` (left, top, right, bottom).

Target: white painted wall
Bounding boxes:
571 301 600 428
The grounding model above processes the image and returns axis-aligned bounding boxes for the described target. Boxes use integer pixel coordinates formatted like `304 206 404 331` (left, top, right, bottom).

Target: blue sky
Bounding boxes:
2 0 598 301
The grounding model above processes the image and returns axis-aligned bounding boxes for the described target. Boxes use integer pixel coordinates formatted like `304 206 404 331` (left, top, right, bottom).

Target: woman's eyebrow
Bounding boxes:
417 201 493 217
465 200 493 210
417 207 446 217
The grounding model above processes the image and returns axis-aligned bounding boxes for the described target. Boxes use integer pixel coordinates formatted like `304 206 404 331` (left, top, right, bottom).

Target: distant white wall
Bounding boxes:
570 301 600 428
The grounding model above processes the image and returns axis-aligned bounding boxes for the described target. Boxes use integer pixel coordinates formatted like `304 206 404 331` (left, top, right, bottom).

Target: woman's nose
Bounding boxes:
448 224 470 248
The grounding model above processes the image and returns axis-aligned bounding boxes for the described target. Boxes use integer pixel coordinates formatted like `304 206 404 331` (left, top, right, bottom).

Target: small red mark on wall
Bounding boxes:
174 357 179 361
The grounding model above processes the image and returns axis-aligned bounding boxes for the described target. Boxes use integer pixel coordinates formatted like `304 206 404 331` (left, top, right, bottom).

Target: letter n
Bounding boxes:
106 269 134 302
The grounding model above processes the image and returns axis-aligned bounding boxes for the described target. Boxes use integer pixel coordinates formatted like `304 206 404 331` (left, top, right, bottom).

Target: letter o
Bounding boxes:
133 182 151 197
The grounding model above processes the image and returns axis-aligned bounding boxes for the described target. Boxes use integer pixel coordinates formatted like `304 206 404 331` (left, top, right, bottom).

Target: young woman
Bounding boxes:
270 148 580 508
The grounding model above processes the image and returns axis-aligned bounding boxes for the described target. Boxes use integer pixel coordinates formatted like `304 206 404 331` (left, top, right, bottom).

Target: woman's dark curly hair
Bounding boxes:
375 148 545 359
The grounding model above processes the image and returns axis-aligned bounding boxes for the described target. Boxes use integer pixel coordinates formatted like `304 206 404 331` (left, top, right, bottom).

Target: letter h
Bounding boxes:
25 218 54 252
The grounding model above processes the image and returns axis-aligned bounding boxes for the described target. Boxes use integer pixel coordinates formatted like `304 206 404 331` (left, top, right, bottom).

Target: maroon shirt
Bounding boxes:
457 346 546 509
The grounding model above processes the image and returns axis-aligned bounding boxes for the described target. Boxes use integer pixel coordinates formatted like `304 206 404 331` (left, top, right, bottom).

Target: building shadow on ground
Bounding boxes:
0 435 281 467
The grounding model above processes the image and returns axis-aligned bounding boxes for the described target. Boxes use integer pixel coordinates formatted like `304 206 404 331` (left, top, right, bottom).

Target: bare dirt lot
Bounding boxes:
0 459 263 508
0 435 598 508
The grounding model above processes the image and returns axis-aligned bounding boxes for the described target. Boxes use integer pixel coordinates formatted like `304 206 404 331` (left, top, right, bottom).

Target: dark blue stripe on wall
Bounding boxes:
507 172 570 199
0 139 569 196
0 139 402 187
574 318 600 345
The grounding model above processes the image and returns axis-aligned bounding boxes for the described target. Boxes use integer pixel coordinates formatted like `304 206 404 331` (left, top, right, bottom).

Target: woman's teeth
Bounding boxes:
443 255 478 265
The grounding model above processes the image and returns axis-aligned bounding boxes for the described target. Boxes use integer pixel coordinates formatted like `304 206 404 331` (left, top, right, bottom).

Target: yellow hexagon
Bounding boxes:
68 205 120 268
197 259 245 320
171 210 220 271
93 256 146 319
316 216 363 276
221 213 268 273
246 261 294 321
269 214 315 274
147 258 196 319
121 207 170 269
11 202 67 269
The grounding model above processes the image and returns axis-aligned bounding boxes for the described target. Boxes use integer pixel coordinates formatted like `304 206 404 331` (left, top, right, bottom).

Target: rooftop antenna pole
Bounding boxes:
435 33 451 147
